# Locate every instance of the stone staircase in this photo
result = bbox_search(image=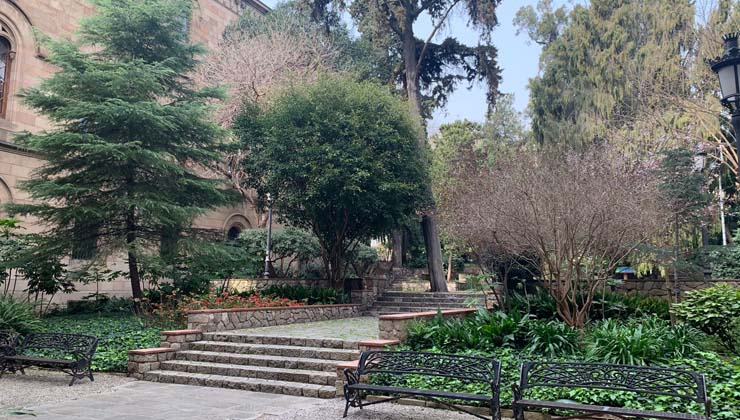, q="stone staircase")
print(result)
[143,332,359,398]
[367,291,486,316]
